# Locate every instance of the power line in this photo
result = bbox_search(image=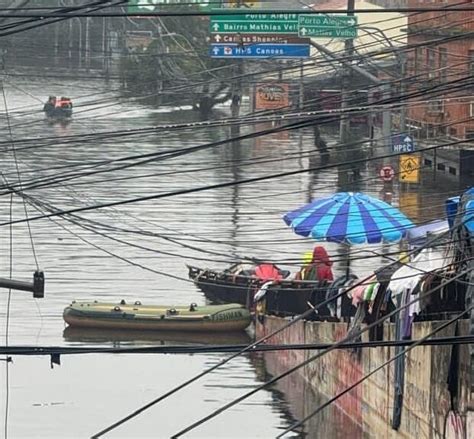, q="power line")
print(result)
[170,263,472,437]
[2,334,474,356]
[1,7,474,17]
